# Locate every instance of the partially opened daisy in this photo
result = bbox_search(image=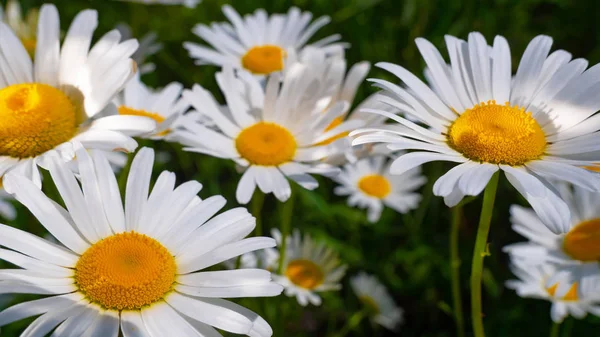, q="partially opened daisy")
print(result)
[114,73,189,140]
[350,272,404,331]
[0,145,282,336]
[0,4,155,189]
[333,156,425,222]
[176,65,348,204]
[506,258,600,323]
[504,184,600,275]
[351,33,600,233]
[272,229,347,306]
[0,0,38,56]
[184,5,345,77]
